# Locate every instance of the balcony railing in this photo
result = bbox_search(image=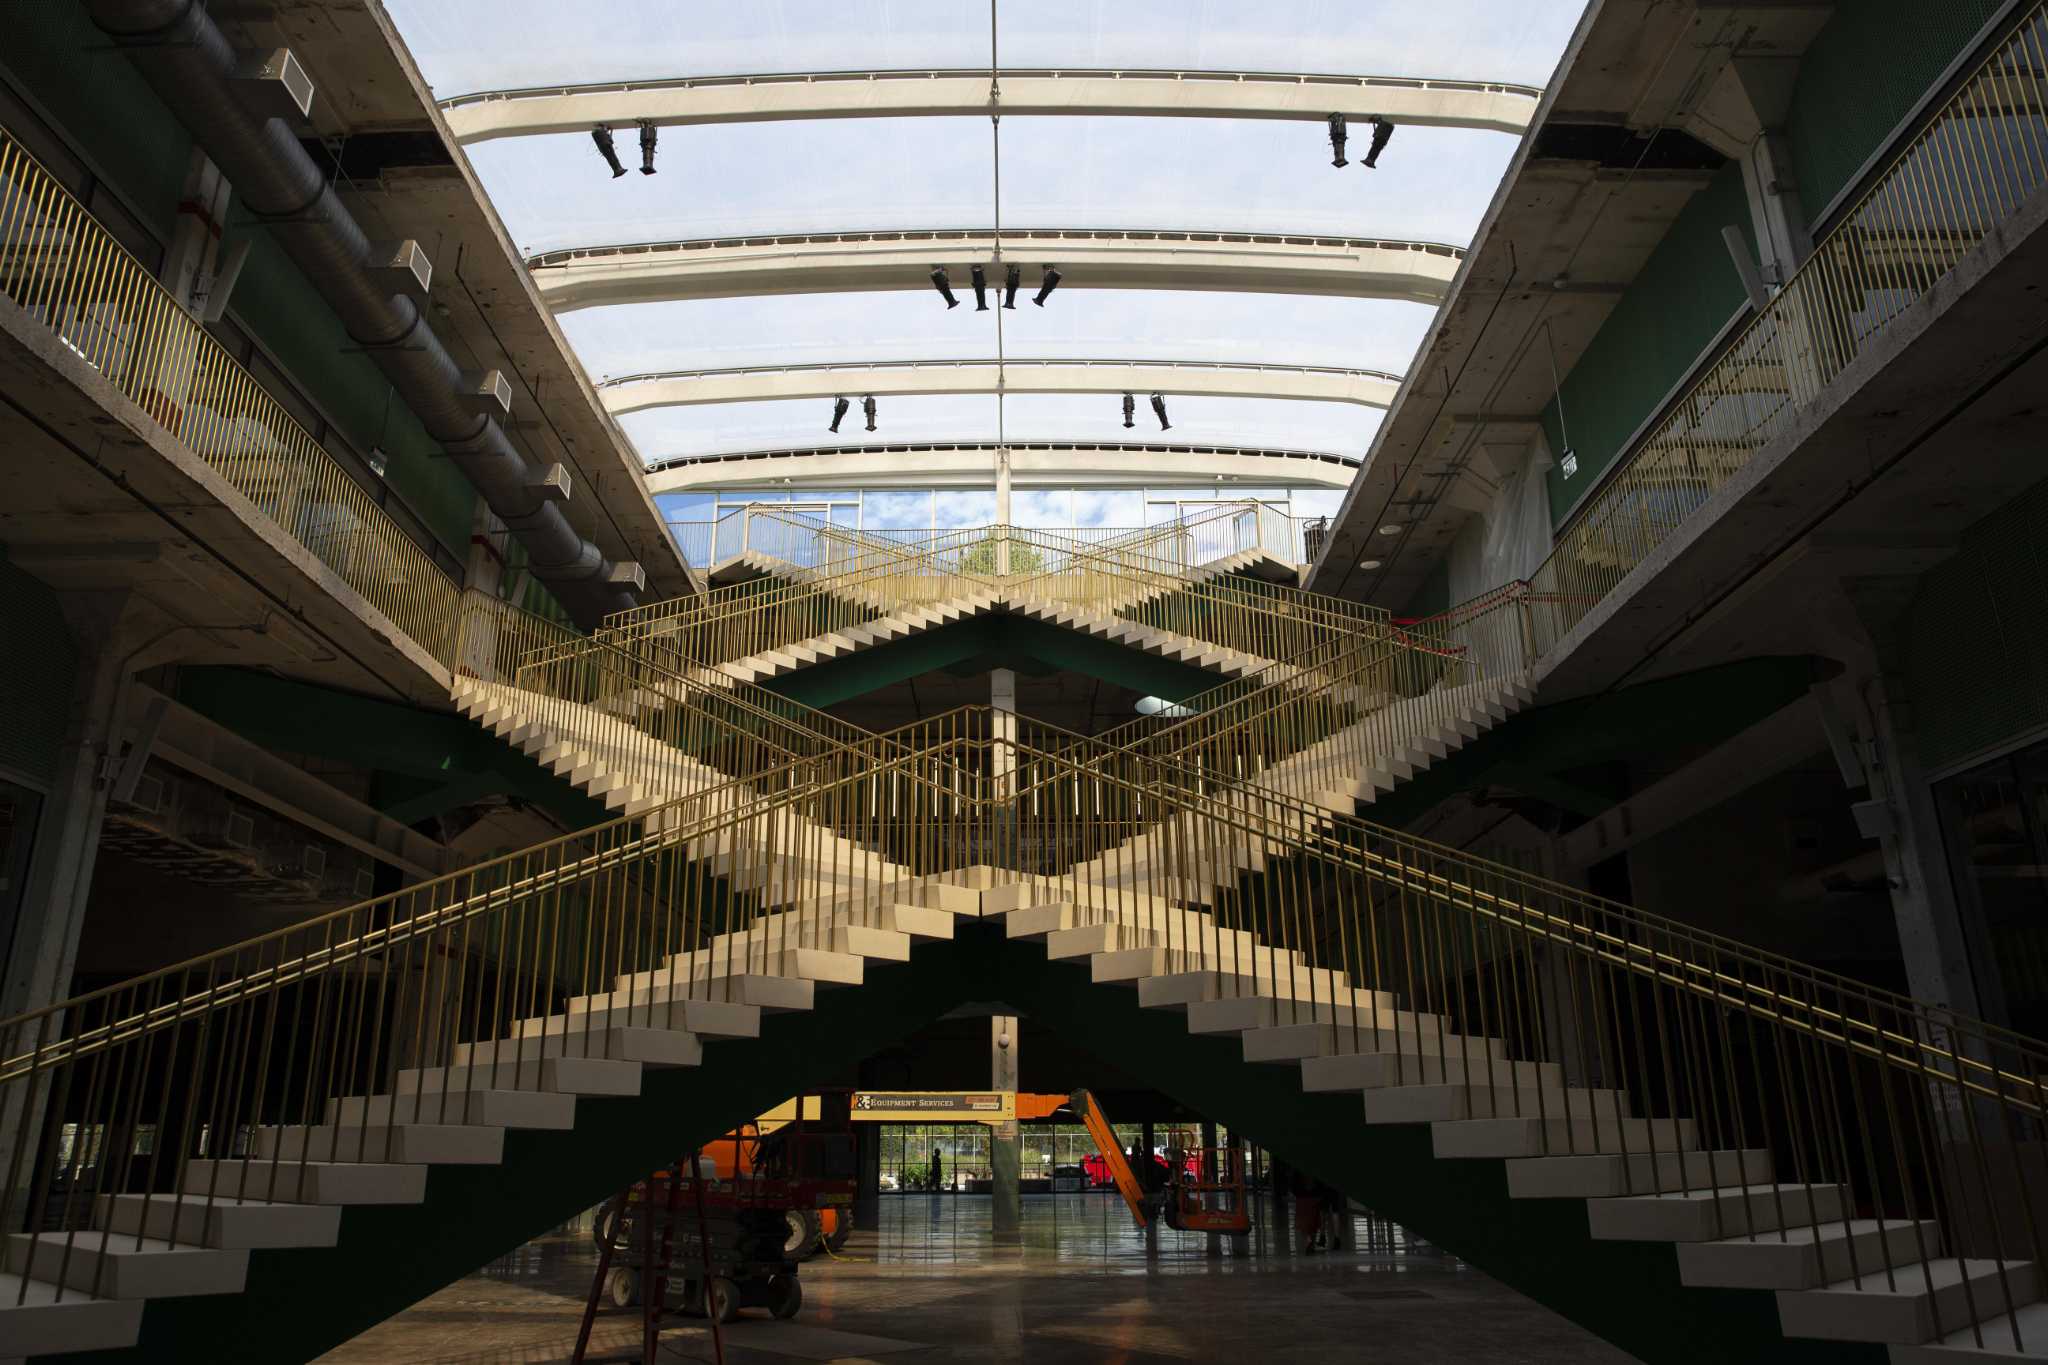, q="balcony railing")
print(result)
[1528,3,2048,654]
[0,130,463,663]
